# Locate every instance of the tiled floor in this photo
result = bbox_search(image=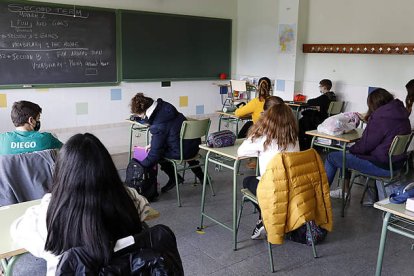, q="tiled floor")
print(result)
[10,145,414,275]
